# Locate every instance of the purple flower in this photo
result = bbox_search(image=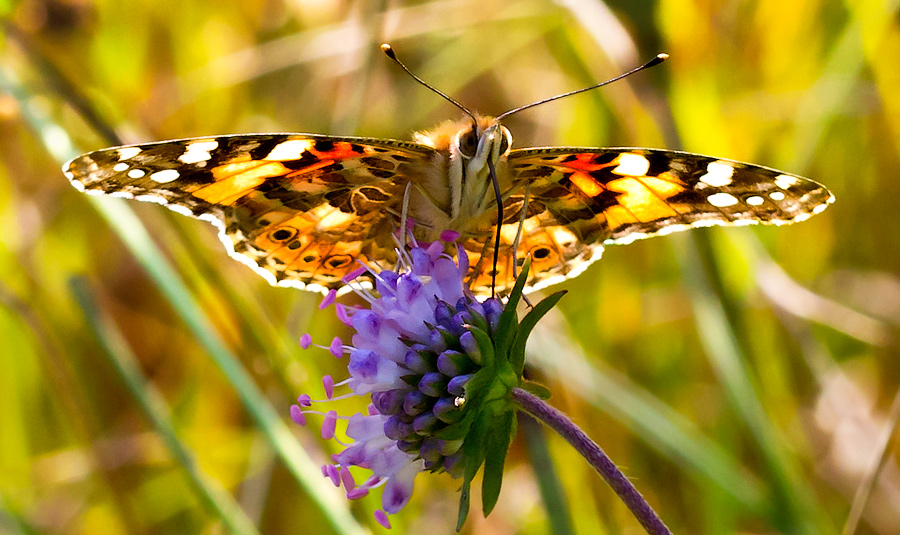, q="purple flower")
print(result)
[291,239,506,528]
